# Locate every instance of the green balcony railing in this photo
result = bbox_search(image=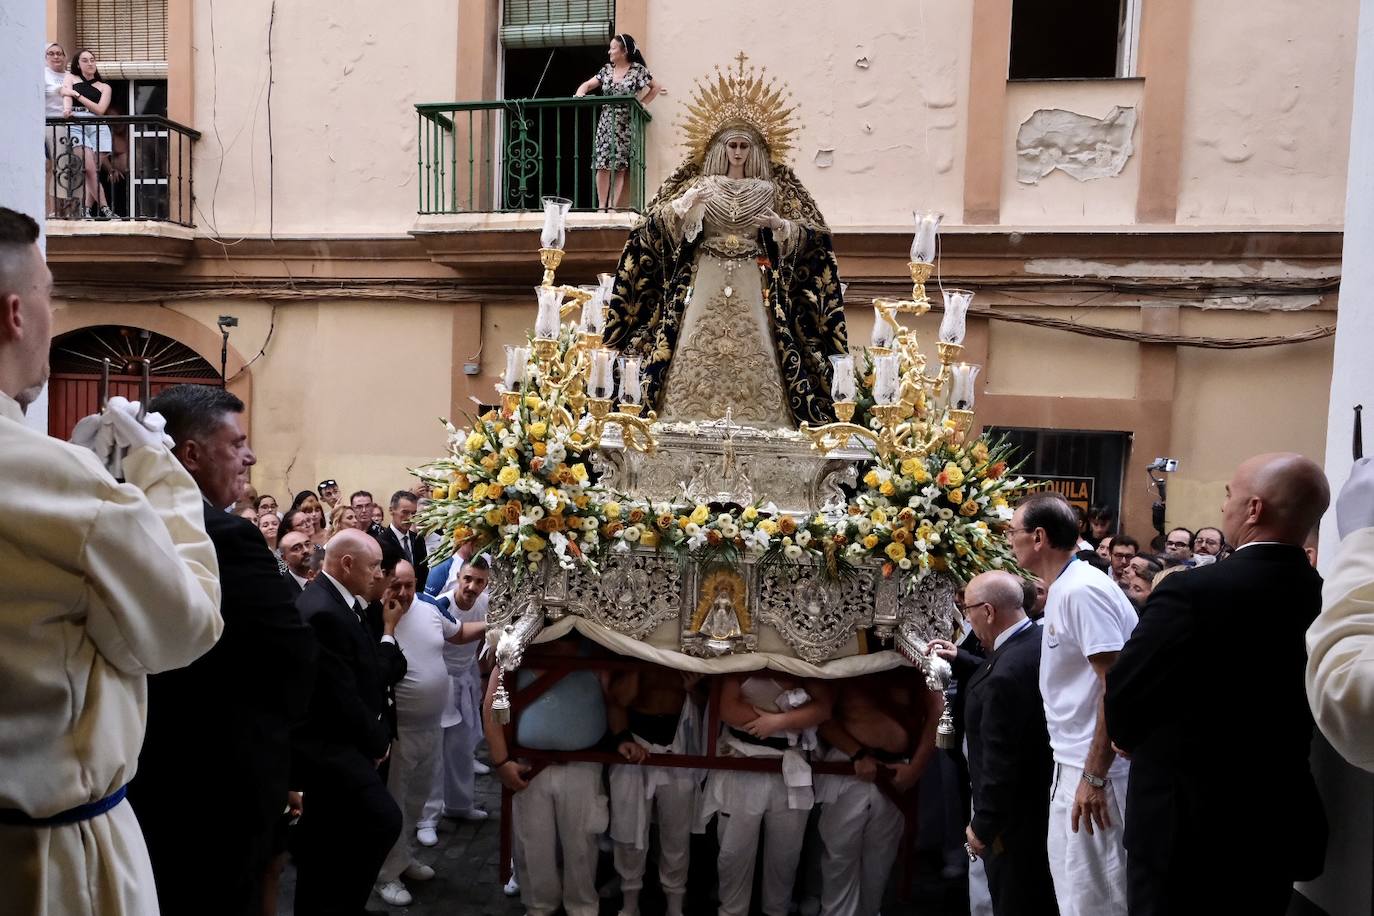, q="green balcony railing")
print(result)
[416,96,651,215]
